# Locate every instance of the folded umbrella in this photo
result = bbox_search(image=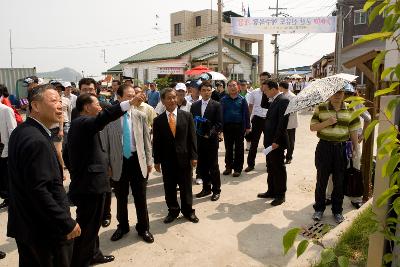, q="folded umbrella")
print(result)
[284,73,358,115]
